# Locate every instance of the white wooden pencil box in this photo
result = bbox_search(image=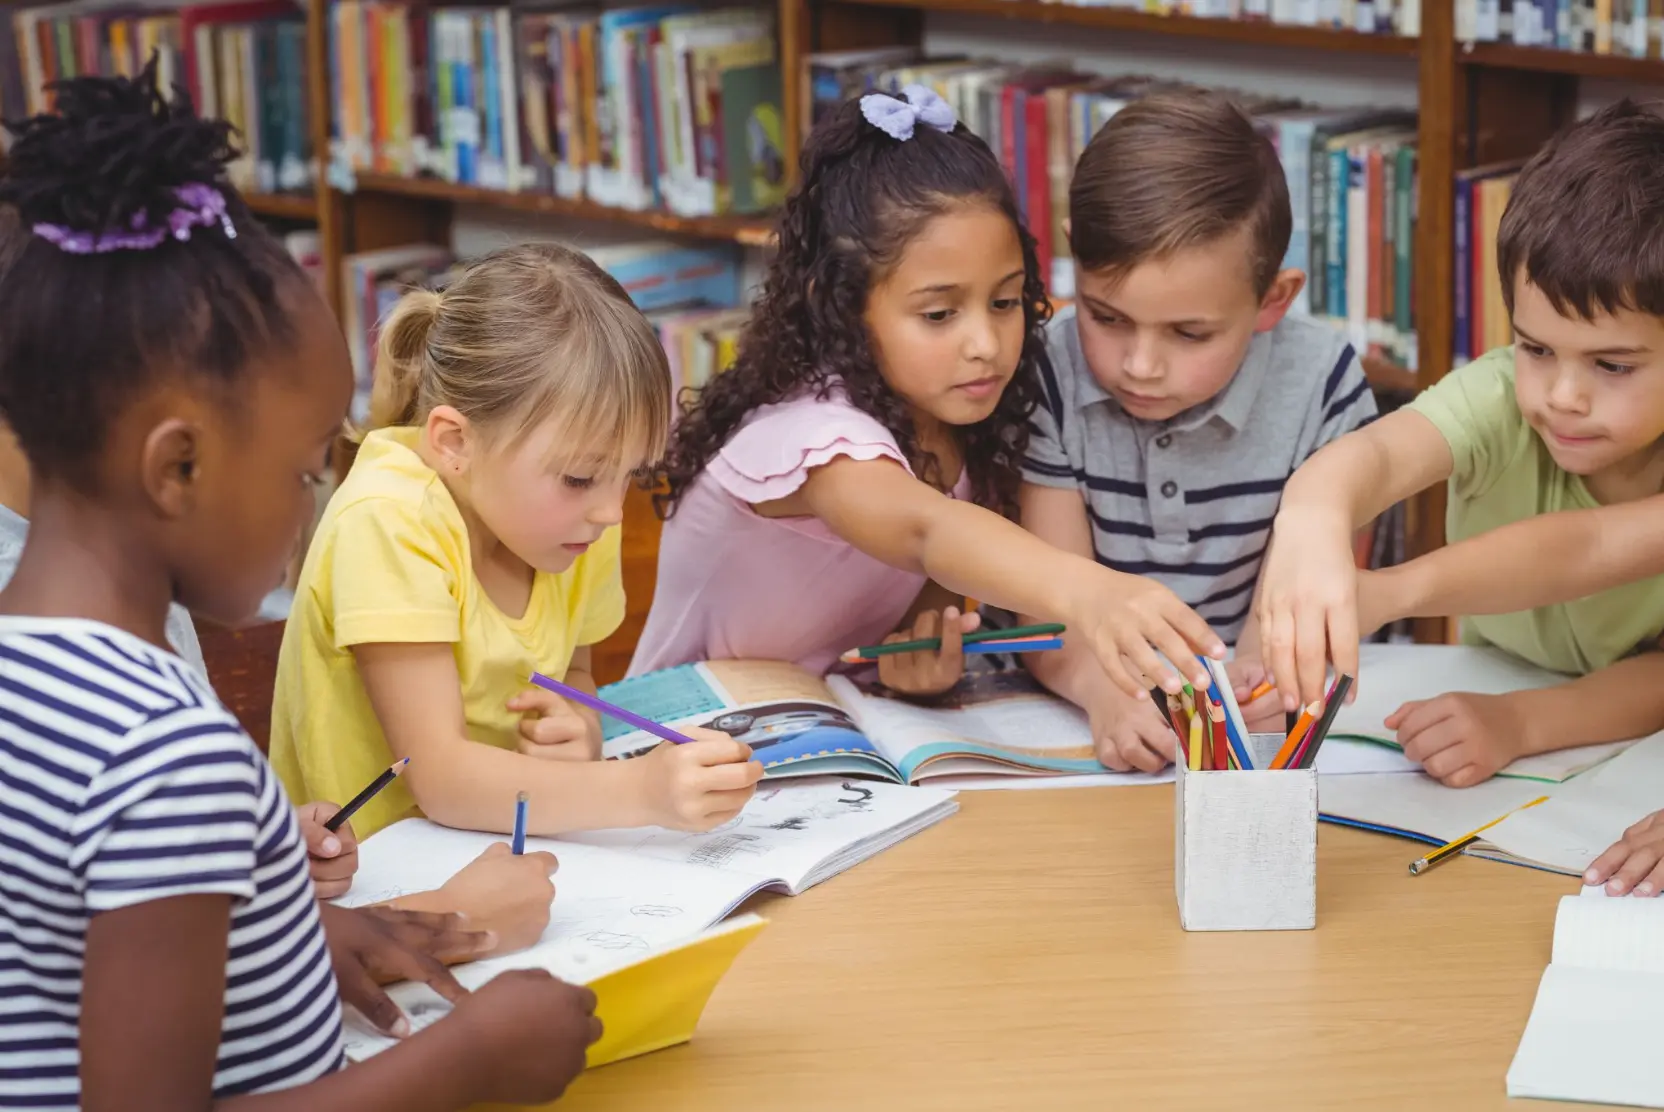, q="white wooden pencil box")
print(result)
[1174,732,1318,933]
